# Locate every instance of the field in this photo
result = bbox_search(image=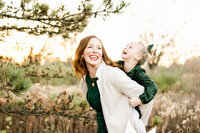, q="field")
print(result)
[0,57,200,133]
